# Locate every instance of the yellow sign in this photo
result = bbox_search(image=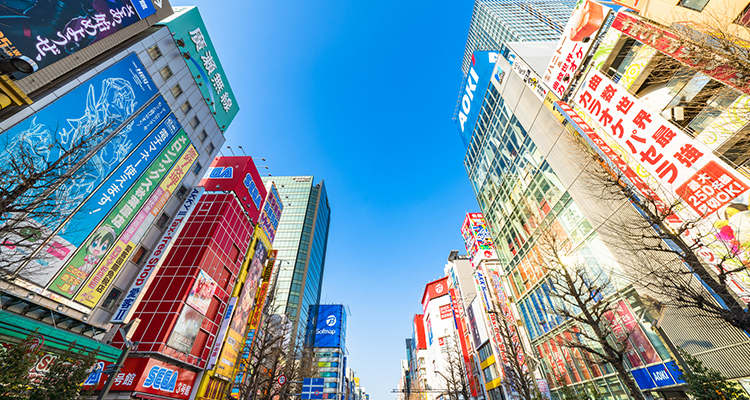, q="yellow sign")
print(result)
[74,145,199,307]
